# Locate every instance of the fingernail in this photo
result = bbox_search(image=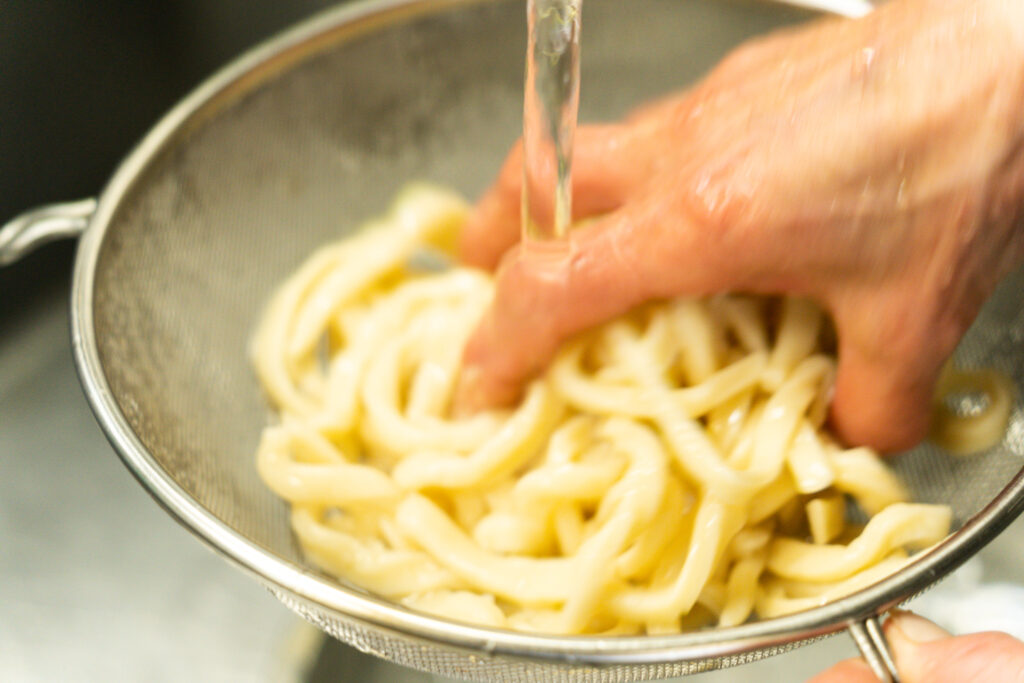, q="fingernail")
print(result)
[889,611,950,644]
